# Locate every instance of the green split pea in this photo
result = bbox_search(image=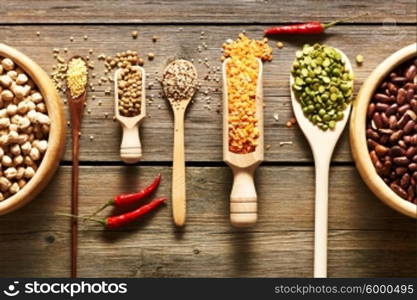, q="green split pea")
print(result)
[292,43,354,131]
